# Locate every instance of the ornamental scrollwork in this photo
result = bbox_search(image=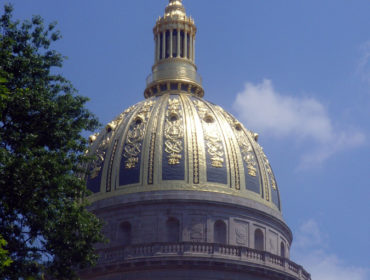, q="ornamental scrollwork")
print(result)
[89,106,136,178]
[193,99,224,168]
[261,151,277,190]
[123,100,155,169]
[204,132,224,168]
[254,142,277,191]
[89,135,111,179]
[216,107,257,177]
[239,139,258,177]
[164,98,184,165]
